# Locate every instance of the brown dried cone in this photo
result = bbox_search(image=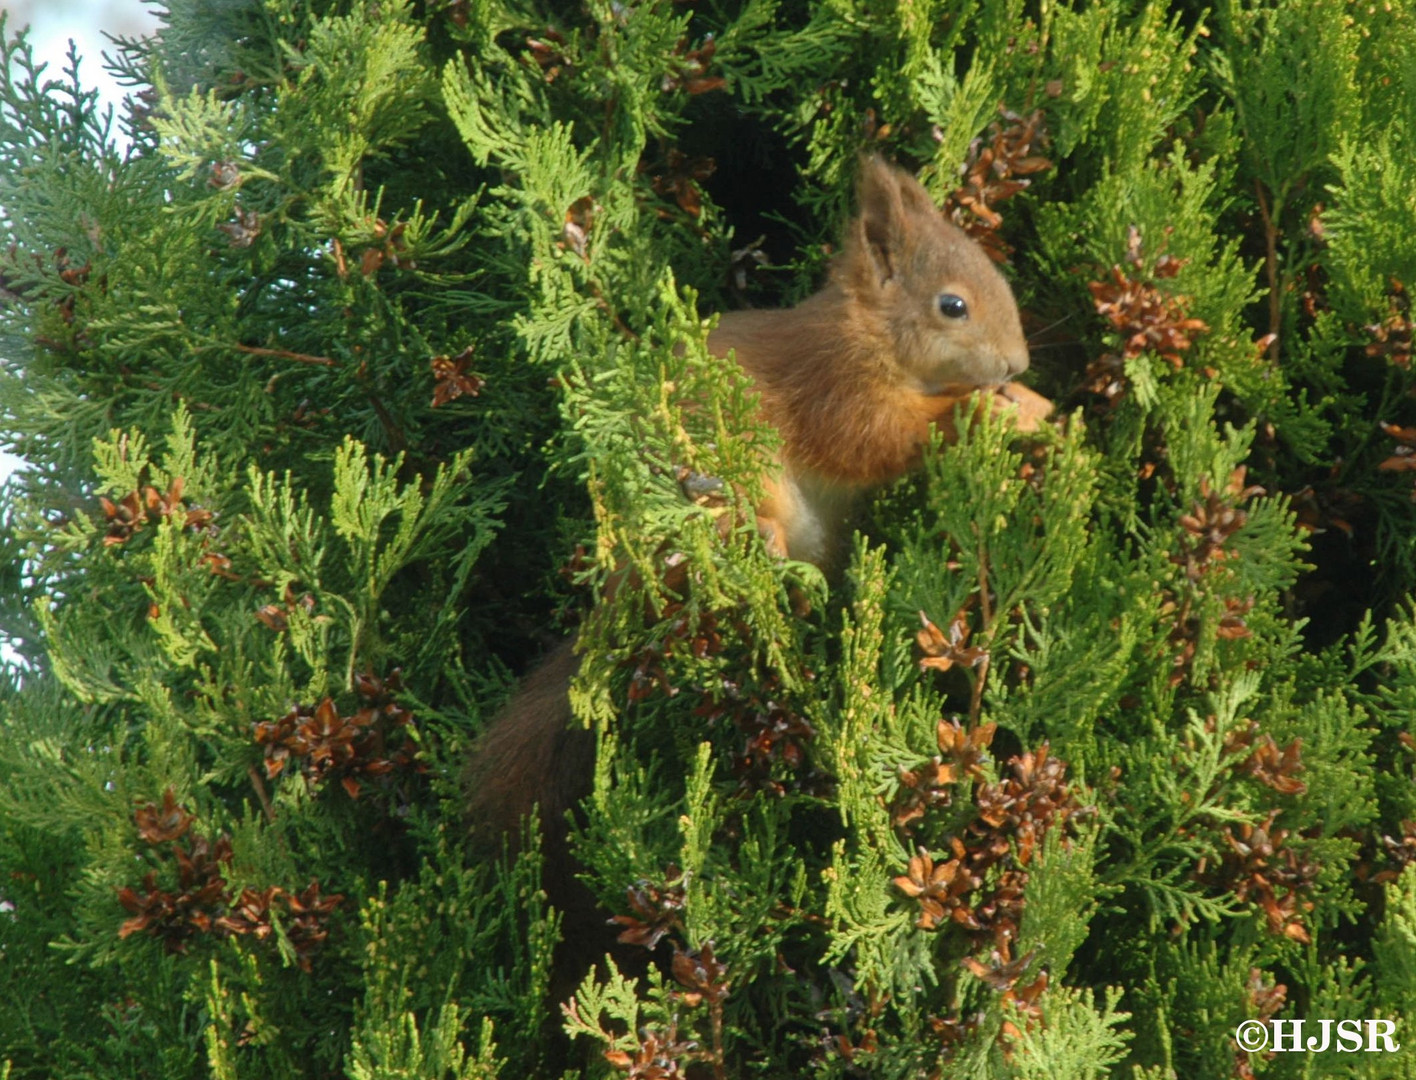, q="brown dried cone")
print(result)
[1088,263,1209,369]
[890,720,994,831]
[894,844,984,931]
[693,671,828,797]
[612,875,687,950]
[1376,820,1416,882]
[521,28,569,82]
[1241,734,1307,796]
[285,881,344,972]
[1235,968,1288,1080]
[892,759,957,831]
[916,609,987,674]
[661,36,725,95]
[1376,421,1416,503]
[117,833,234,952]
[1083,229,1211,405]
[119,797,341,960]
[601,1027,696,1079]
[1172,468,1264,582]
[253,679,419,799]
[1198,810,1319,943]
[943,108,1053,263]
[430,346,484,407]
[1365,279,1412,369]
[894,742,1086,946]
[99,490,146,545]
[134,788,196,844]
[214,886,282,940]
[646,149,716,220]
[973,744,1079,868]
[938,720,995,783]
